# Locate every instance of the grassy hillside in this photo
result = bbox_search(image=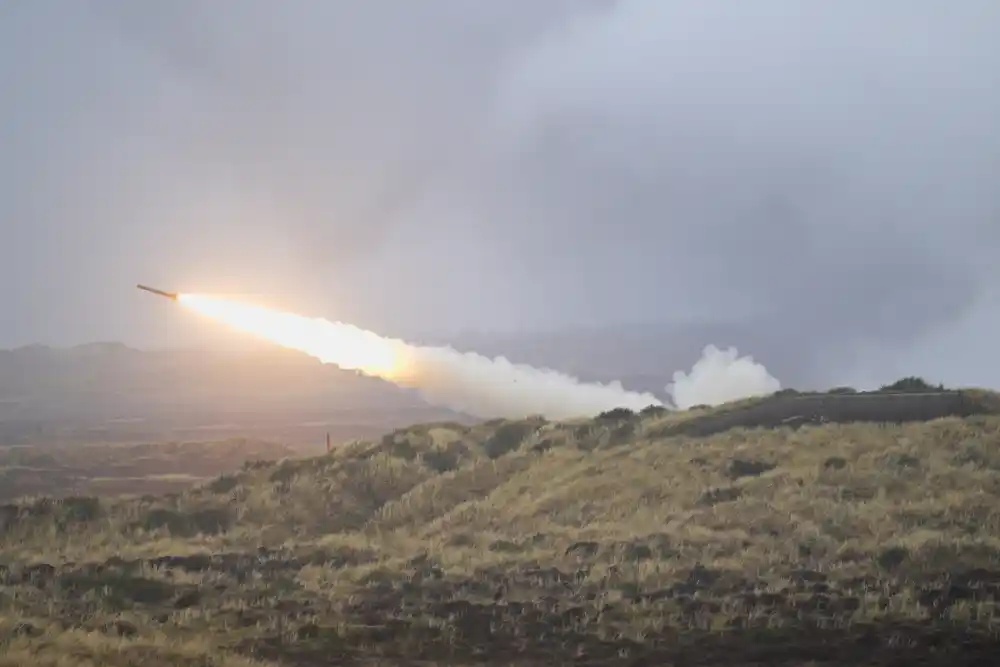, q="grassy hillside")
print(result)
[1,393,1000,664]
